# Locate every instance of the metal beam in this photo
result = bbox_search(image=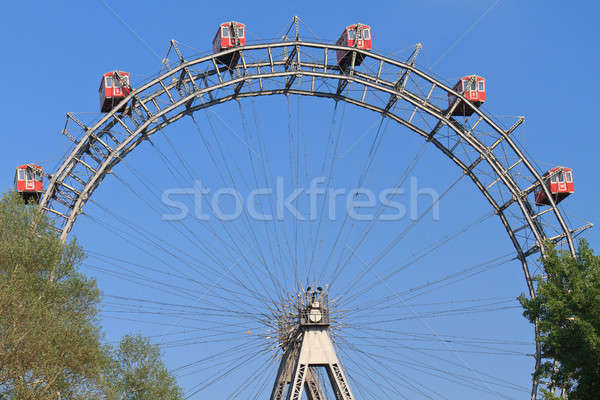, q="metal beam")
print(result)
[40,45,577,360]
